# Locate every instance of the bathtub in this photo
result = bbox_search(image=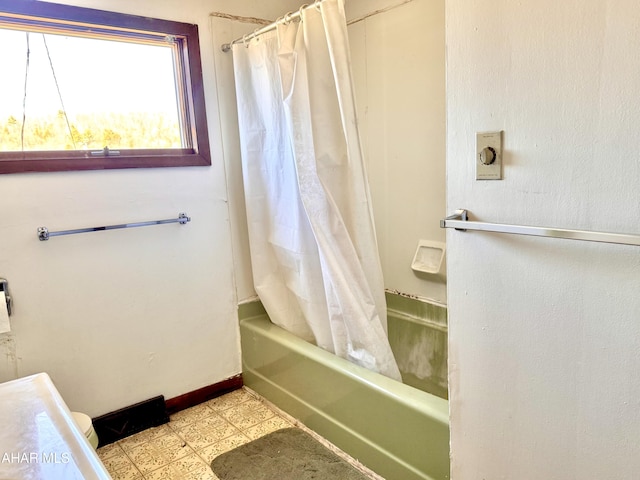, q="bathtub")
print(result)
[239,296,450,480]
